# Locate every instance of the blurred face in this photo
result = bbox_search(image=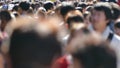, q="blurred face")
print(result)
[91,9,109,30]
[115,28,120,36]
[84,15,91,26]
